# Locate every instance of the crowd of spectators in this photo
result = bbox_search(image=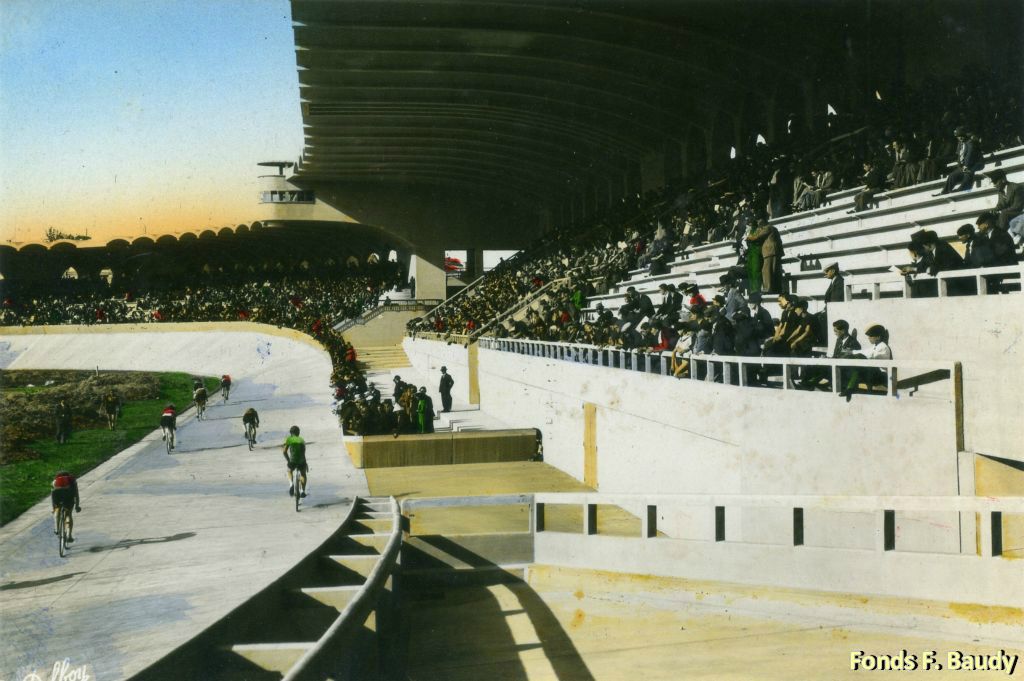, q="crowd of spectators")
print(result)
[1,262,405,425]
[334,375,436,437]
[409,74,1022,346]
